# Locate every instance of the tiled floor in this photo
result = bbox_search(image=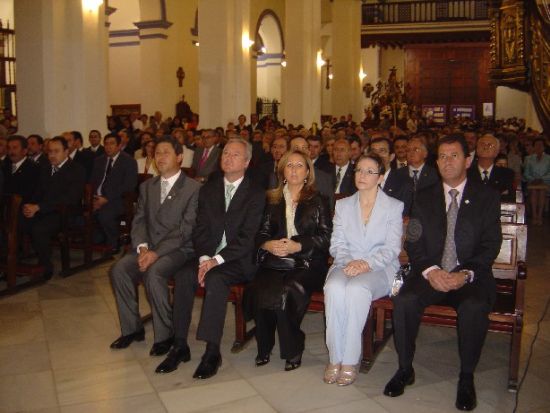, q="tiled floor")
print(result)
[0,220,548,413]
